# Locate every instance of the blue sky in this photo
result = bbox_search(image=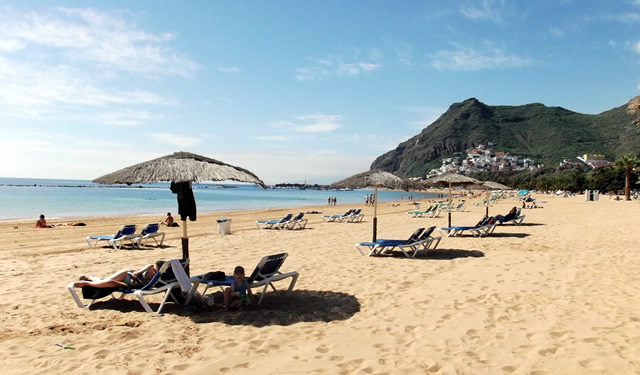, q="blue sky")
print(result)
[1,1,639,184]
